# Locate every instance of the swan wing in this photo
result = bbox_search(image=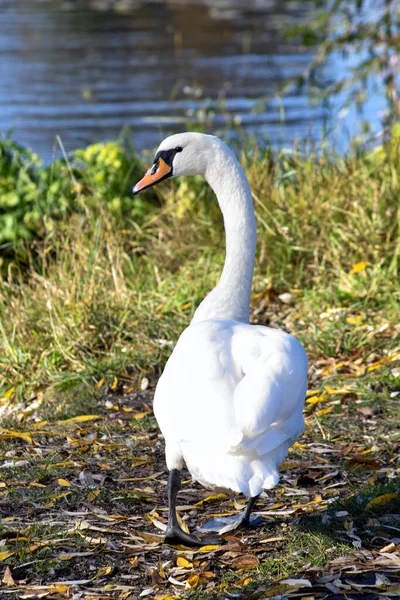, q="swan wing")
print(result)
[229,323,308,455]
